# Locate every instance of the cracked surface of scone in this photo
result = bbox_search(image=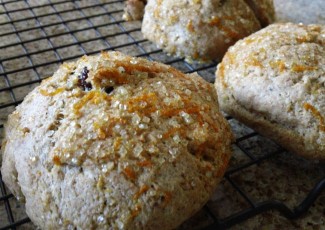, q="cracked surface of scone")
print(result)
[123,0,147,21]
[215,23,325,160]
[141,0,275,62]
[1,51,233,229]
